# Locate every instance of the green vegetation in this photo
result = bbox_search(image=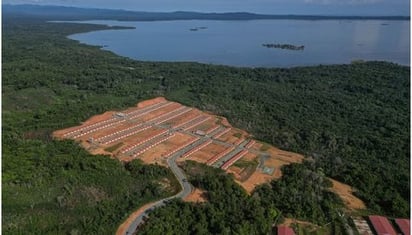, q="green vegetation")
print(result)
[233,132,243,138]
[233,159,259,182]
[255,161,344,224]
[233,158,258,169]
[104,142,124,152]
[260,143,271,151]
[4,4,410,21]
[139,161,346,234]
[3,140,178,234]
[139,161,280,234]
[3,12,409,234]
